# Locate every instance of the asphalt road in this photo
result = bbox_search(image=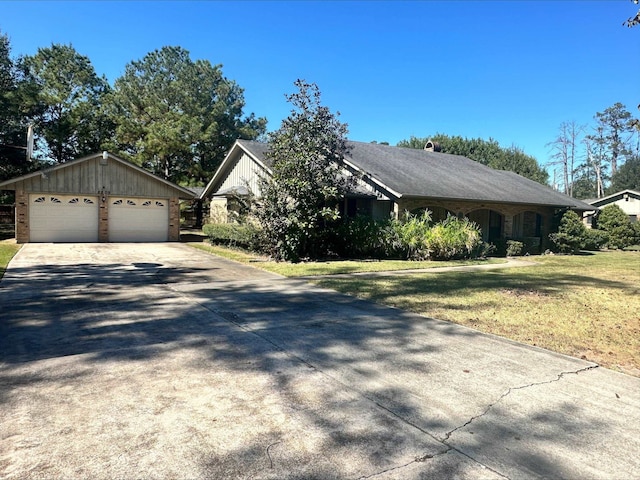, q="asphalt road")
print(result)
[1,243,639,479]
